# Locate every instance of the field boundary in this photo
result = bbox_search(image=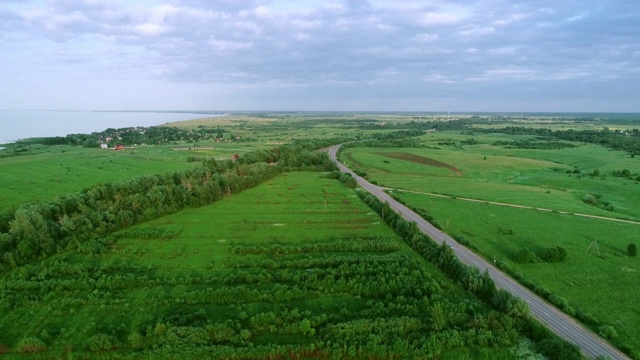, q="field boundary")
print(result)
[394,189,640,226]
